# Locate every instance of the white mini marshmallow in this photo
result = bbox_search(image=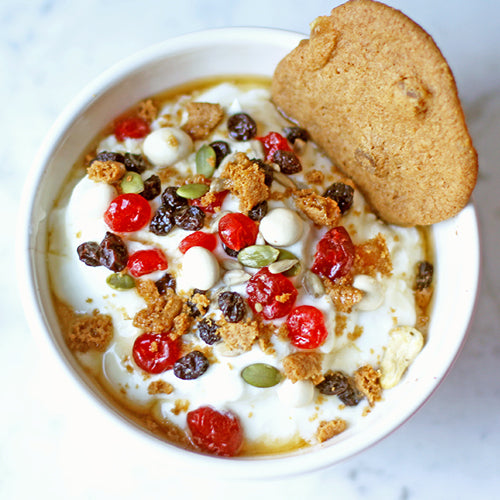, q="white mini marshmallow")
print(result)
[259,207,304,247]
[178,246,219,292]
[142,127,193,167]
[277,379,314,408]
